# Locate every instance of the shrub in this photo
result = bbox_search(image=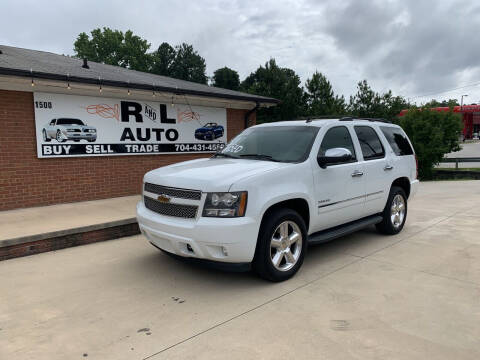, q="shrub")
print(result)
[395,108,463,179]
